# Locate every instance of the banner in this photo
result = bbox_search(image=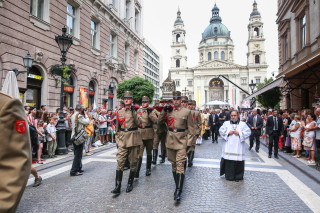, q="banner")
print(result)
[80,87,88,108]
